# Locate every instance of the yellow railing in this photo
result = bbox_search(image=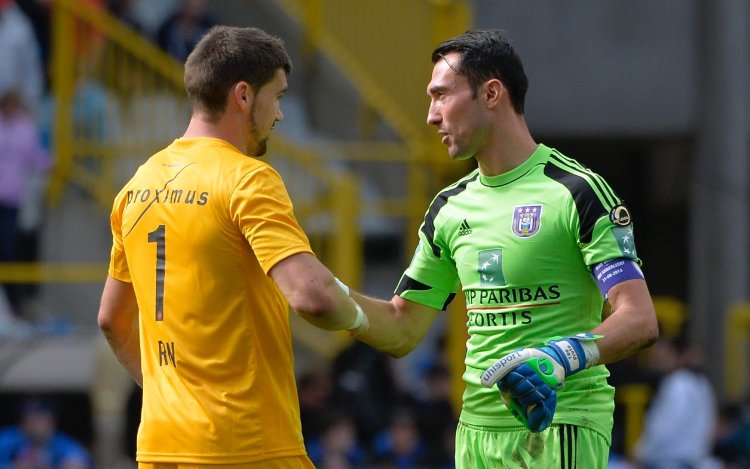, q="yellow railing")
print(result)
[272,0,473,252]
[12,0,473,359]
[48,0,187,207]
[278,0,471,143]
[14,0,364,358]
[45,0,361,284]
[0,262,107,283]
